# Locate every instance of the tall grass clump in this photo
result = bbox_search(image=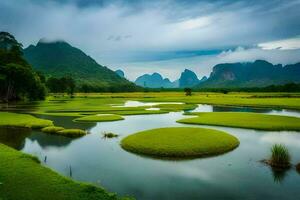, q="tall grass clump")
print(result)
[269,144,291,168]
